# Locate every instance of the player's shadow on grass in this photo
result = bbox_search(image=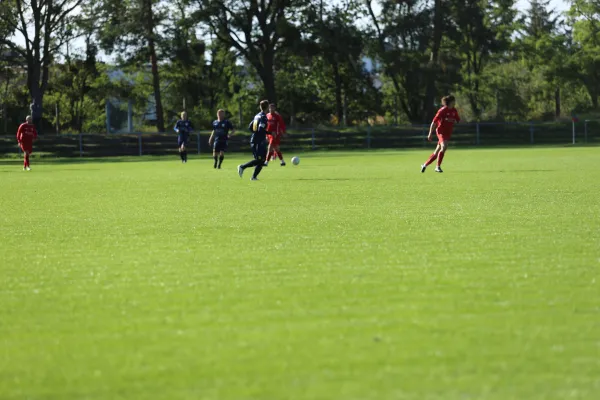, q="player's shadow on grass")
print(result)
[0,168,100,172]
[295,178,352,181]
[0,157,172,165]
[458,169,556,173]
[294,177,389,181]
